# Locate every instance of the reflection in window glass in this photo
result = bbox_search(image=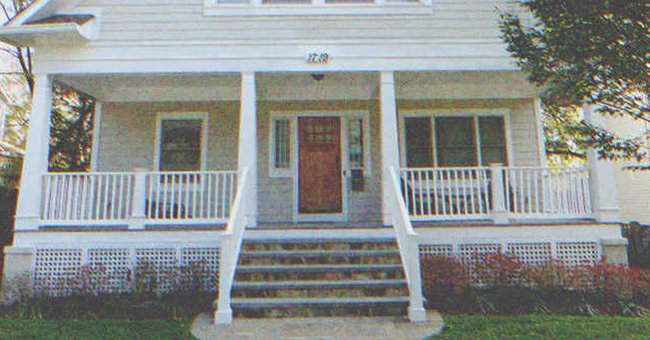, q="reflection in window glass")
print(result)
[274,119,291,169]
[349,118,364,168]
[159,119,202,171]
